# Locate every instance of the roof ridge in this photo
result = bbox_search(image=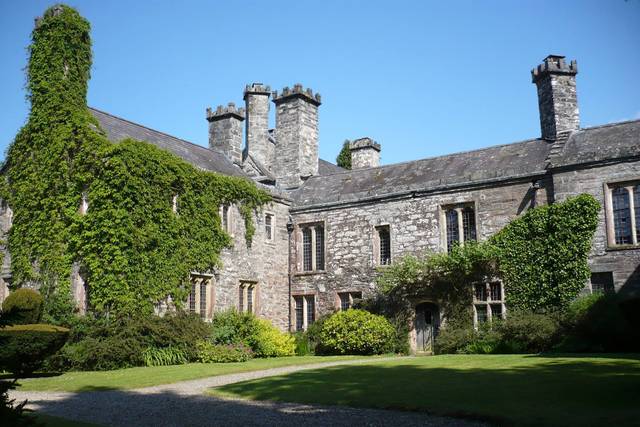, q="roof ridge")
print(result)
[88,106,214,154]
[578,118,640,132]
[306,137,544,181]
